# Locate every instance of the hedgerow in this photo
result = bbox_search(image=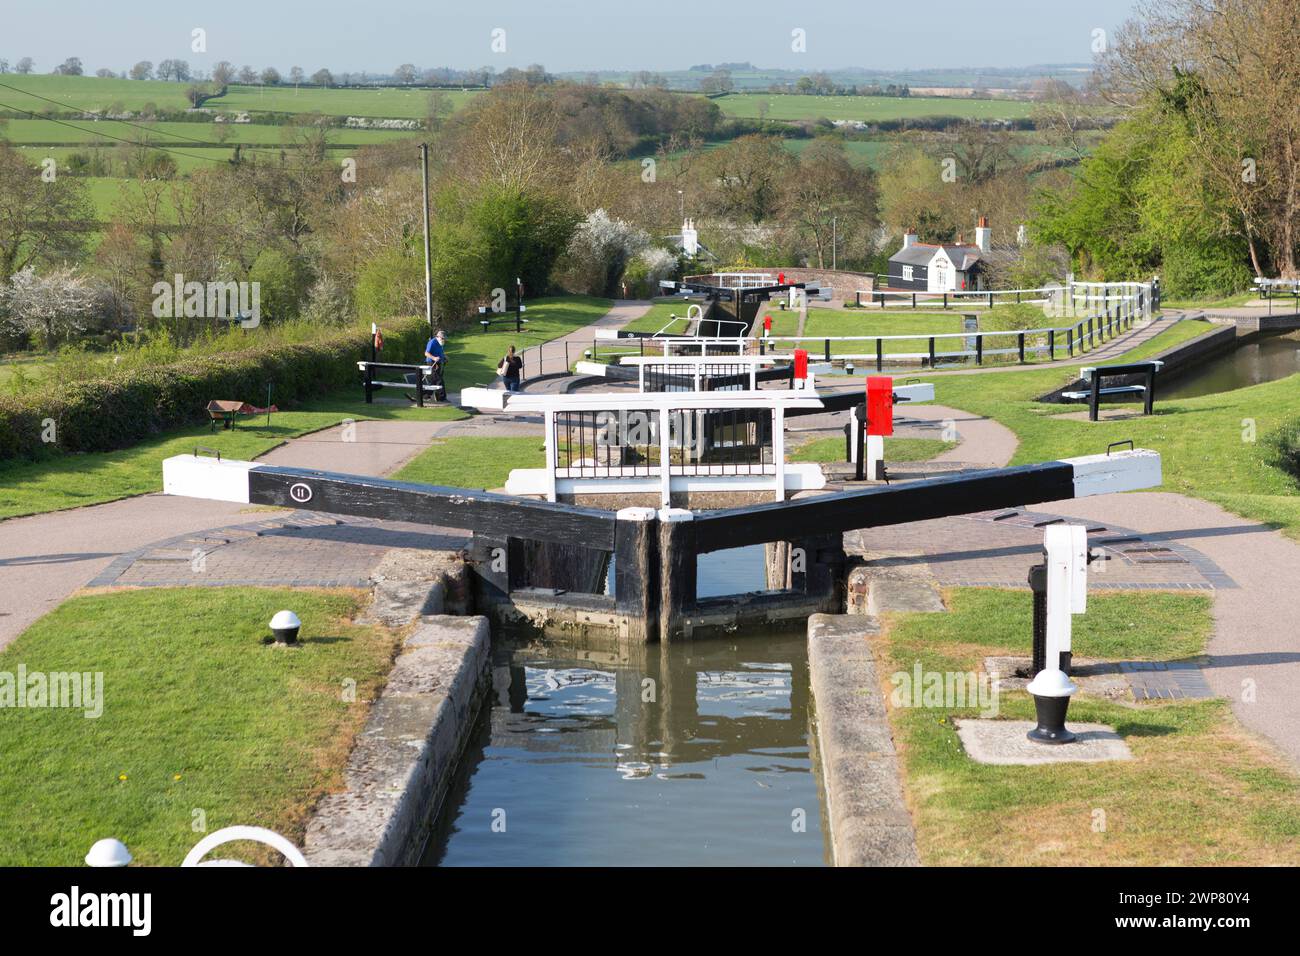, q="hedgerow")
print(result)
[0,317,427,461]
